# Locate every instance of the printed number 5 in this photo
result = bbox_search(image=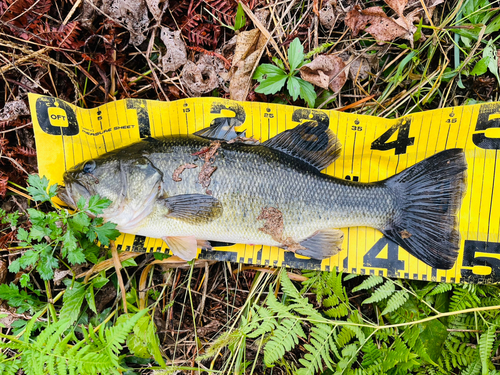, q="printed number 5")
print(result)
[472,103,500,150]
